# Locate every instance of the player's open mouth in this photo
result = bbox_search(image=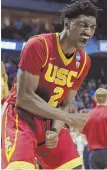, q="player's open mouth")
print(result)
[79,36,89,45]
